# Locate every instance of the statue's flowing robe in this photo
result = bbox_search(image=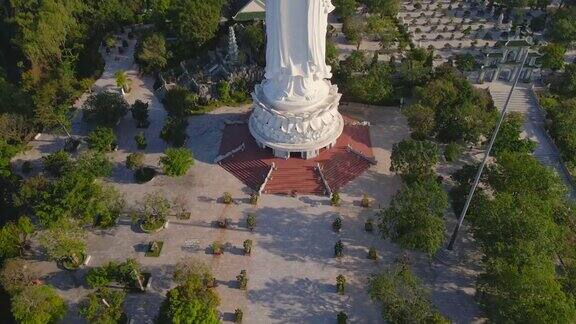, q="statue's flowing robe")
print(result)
[265,0,334,100]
